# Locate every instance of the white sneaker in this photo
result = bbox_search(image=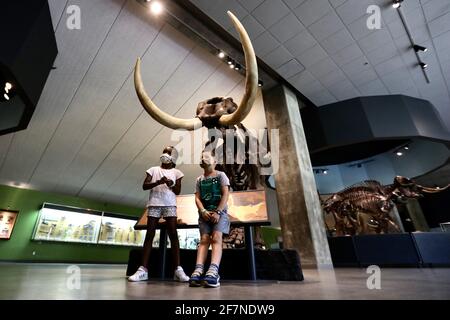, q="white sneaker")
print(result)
[128,266,148,282]
[174,267,190,282]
